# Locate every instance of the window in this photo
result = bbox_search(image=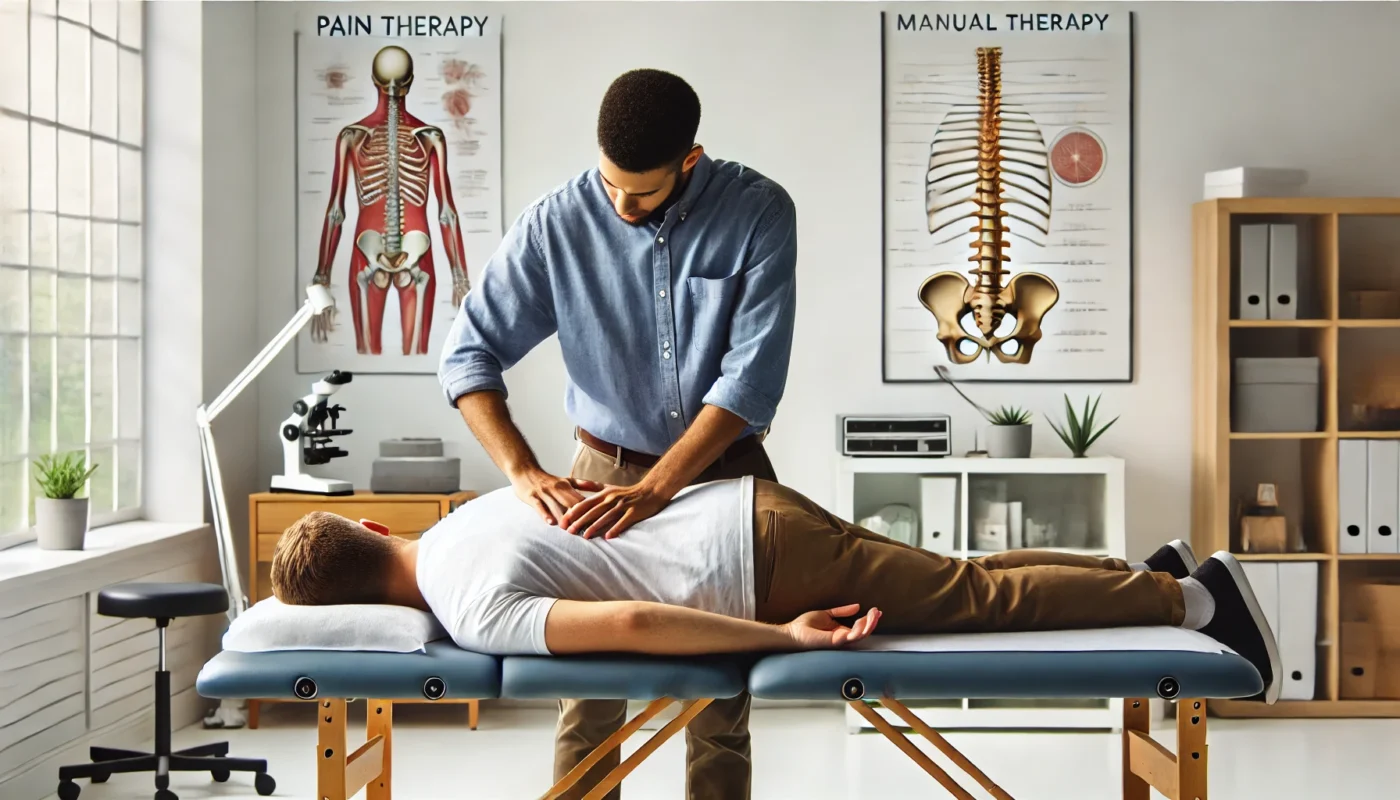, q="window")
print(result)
[0,0,144,550]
